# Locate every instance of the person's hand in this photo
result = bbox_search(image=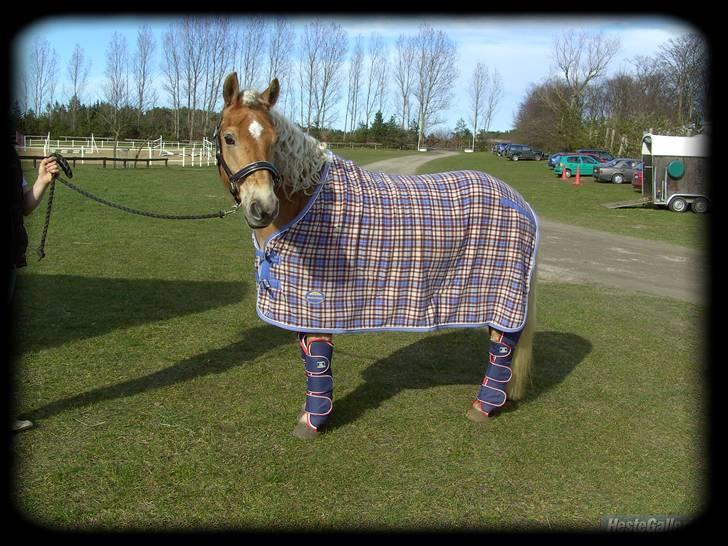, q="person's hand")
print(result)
[37,156,59,187]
